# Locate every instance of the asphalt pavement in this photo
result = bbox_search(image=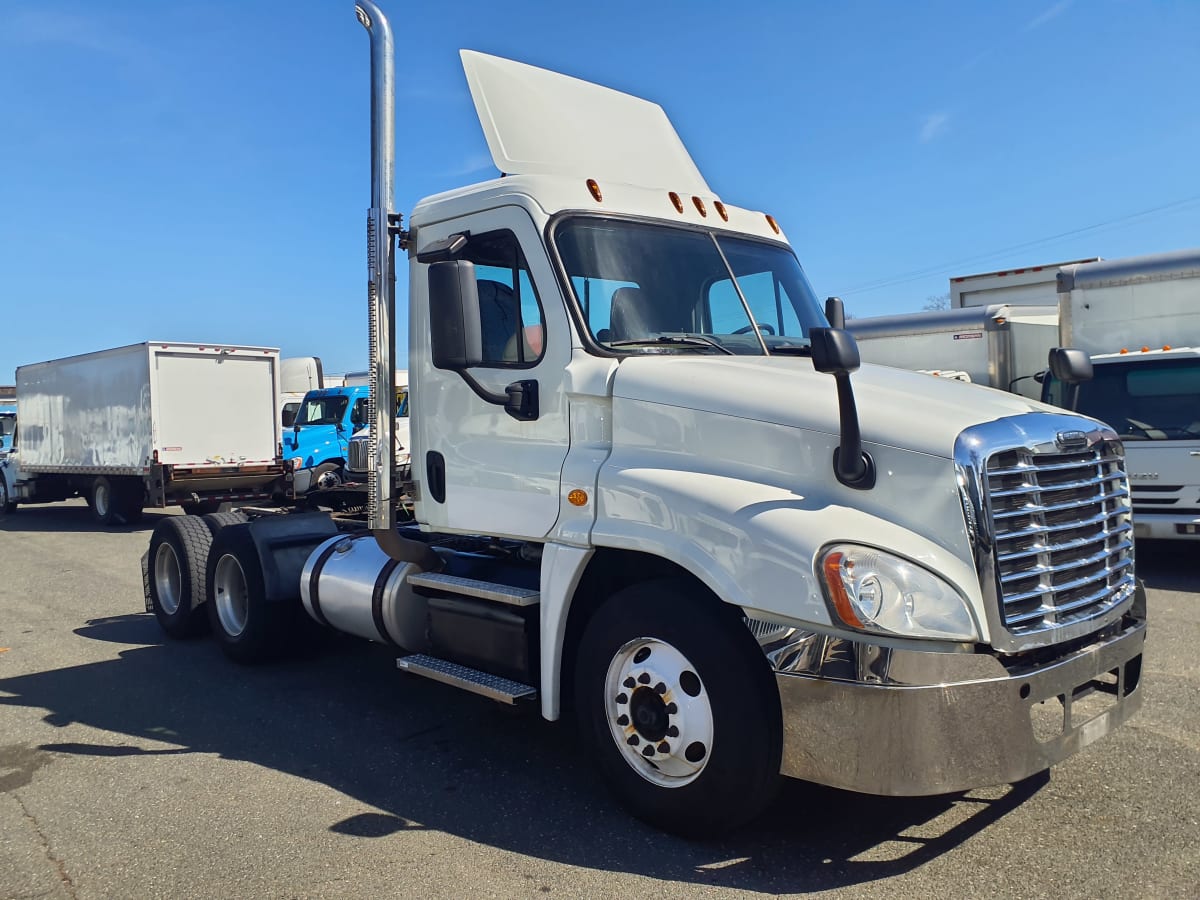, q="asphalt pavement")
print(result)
[1,501,1197,899]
